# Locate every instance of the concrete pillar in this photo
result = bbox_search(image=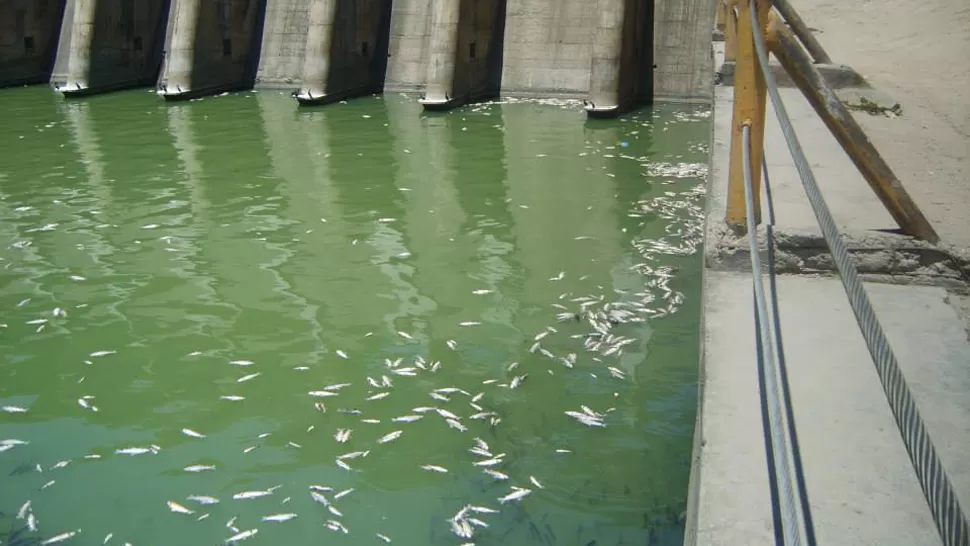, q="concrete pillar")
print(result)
[63,0,97,92]
[420,0,460,109]
[160,0,200,95]
[586,0,626,117]
[295,0,336,103]
[0,0,67,87]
